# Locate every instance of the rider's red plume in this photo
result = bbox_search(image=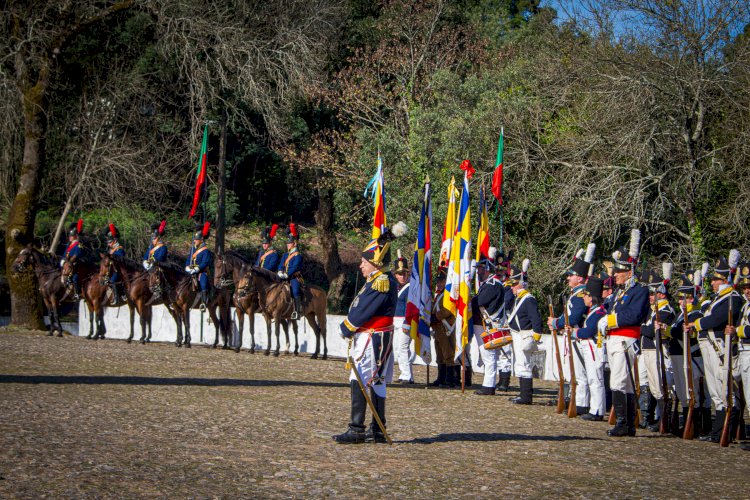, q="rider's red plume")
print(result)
[109,223,117,238]
[289,223,298,238]
[269,223,279,239]
[202,221,211,238]
[158,219,167,236]
[77,218,84,234]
